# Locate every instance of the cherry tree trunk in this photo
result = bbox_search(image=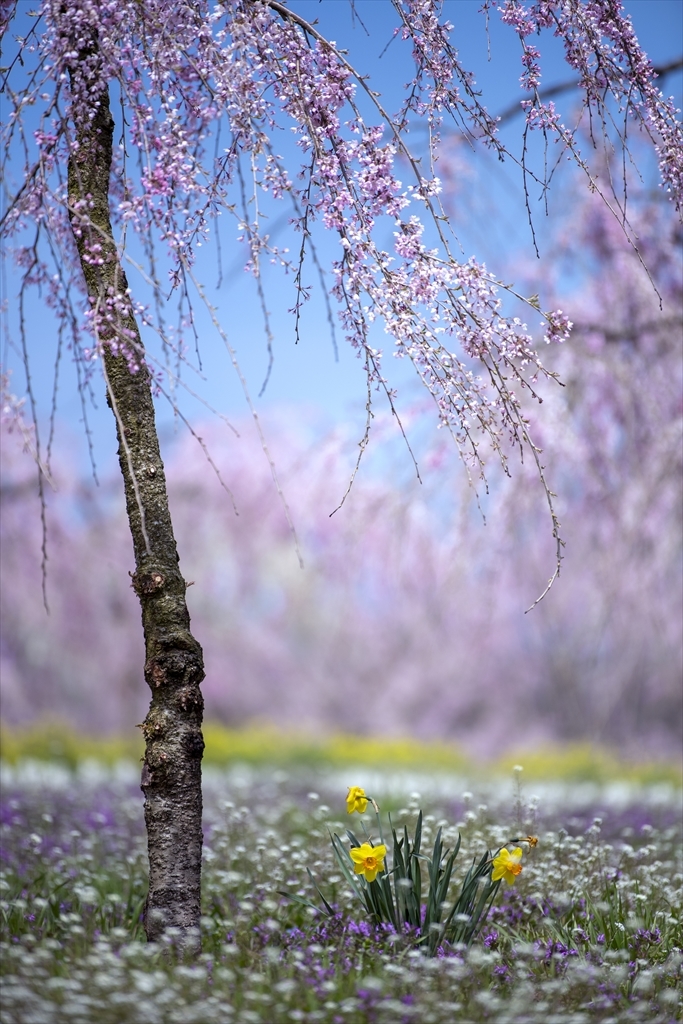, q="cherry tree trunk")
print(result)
[66,57,205,946]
